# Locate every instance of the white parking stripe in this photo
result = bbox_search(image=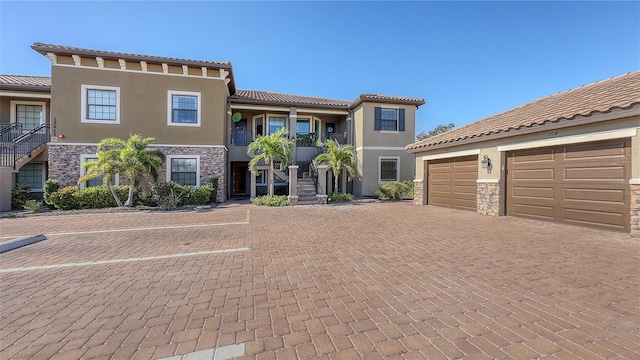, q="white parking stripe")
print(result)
[0,247,249,273]
[0,221,249,240]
